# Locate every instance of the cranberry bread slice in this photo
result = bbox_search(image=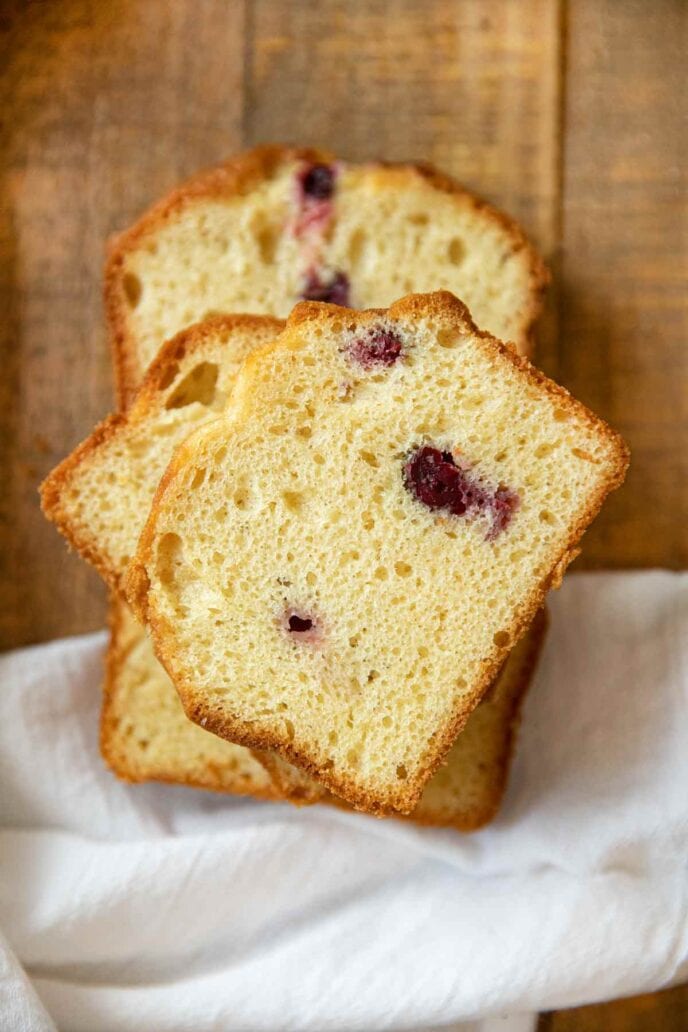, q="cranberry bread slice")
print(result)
[261,610,547,828]
[106,601,545,829]
[126,292,628,815]
[40,315,284,596]
[103,598,281,800]
[106,145,548,404]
